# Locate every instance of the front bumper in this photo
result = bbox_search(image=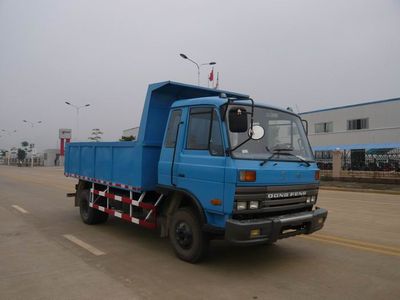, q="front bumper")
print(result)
[225,207,328,244]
